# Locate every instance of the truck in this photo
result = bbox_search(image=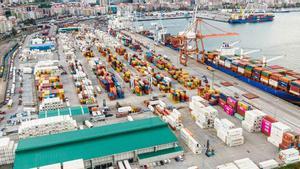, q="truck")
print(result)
[84,120,93,128]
